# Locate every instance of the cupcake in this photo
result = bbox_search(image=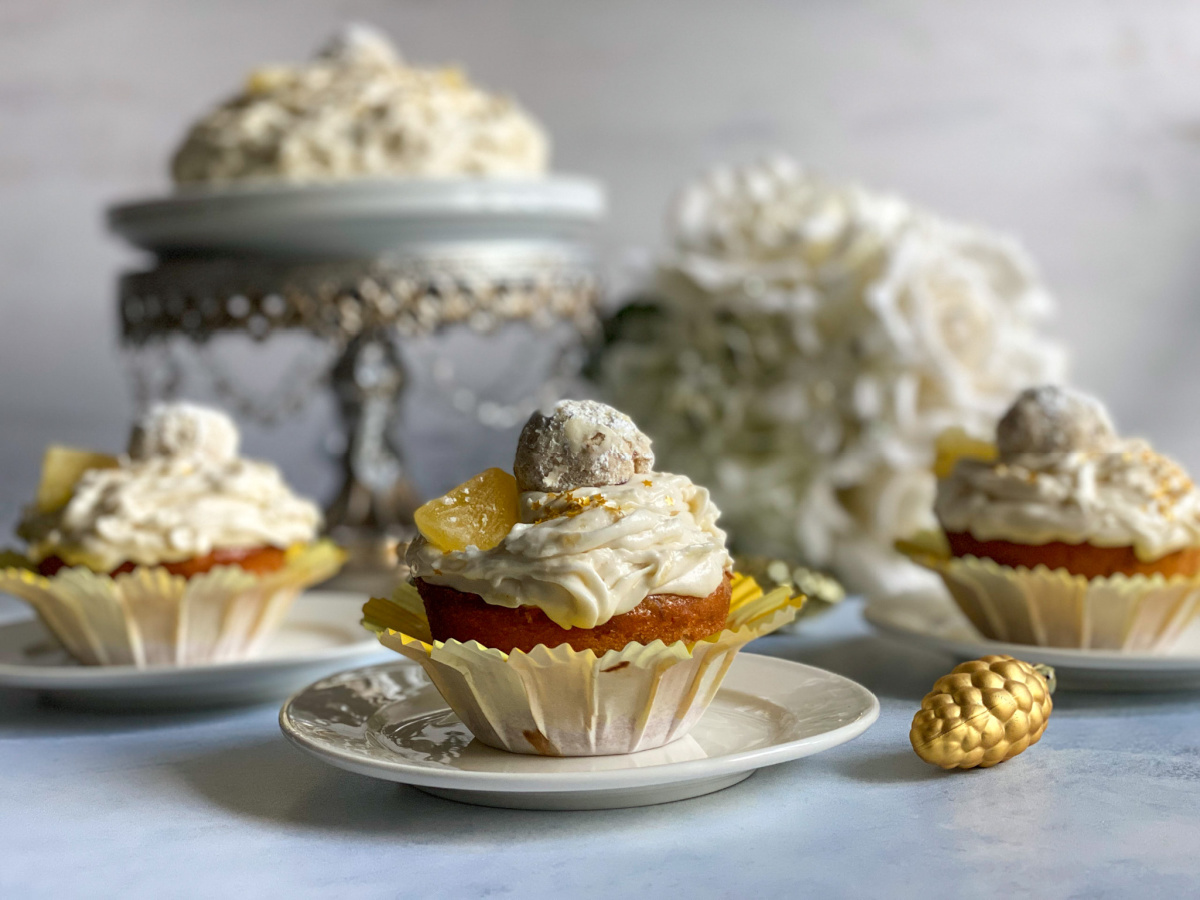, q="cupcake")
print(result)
[0,403,344,666]
[363,400,803,756]
[906,385,1200,650]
